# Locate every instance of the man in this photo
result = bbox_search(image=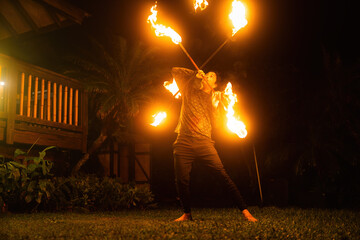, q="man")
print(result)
[171,67,258,222]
